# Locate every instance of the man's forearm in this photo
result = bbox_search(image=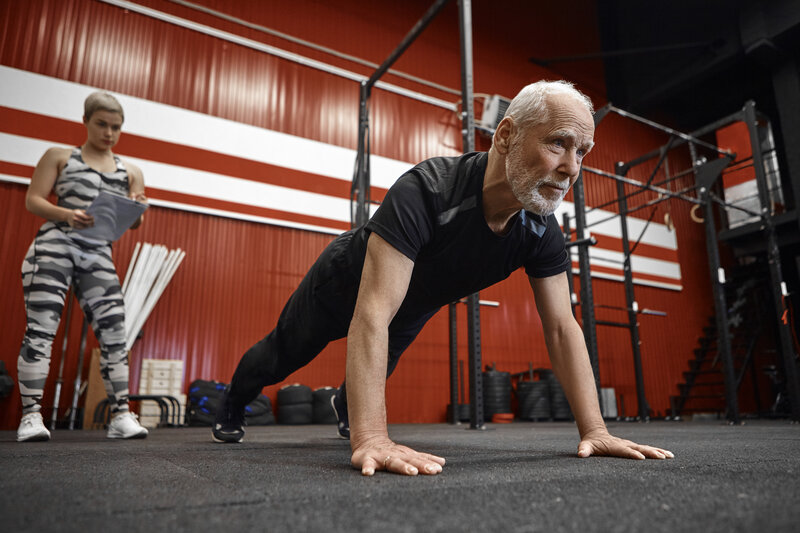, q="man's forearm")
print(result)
[545,322,607,438]
[346,318,391,448]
